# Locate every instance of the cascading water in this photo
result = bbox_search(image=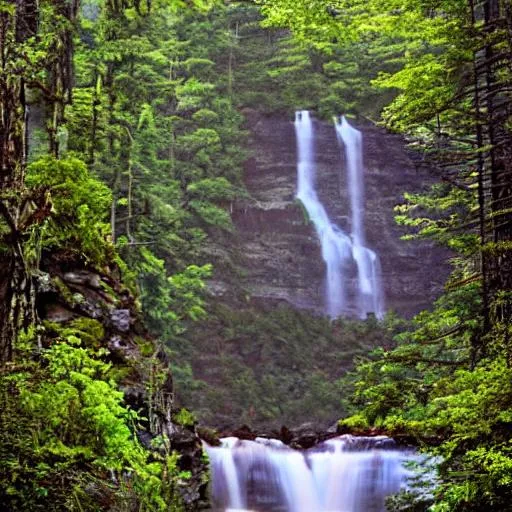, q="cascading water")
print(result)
[295,111,352,318]
[294,110,384,319]
[205,435,418,512]
[335,116,384,320]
